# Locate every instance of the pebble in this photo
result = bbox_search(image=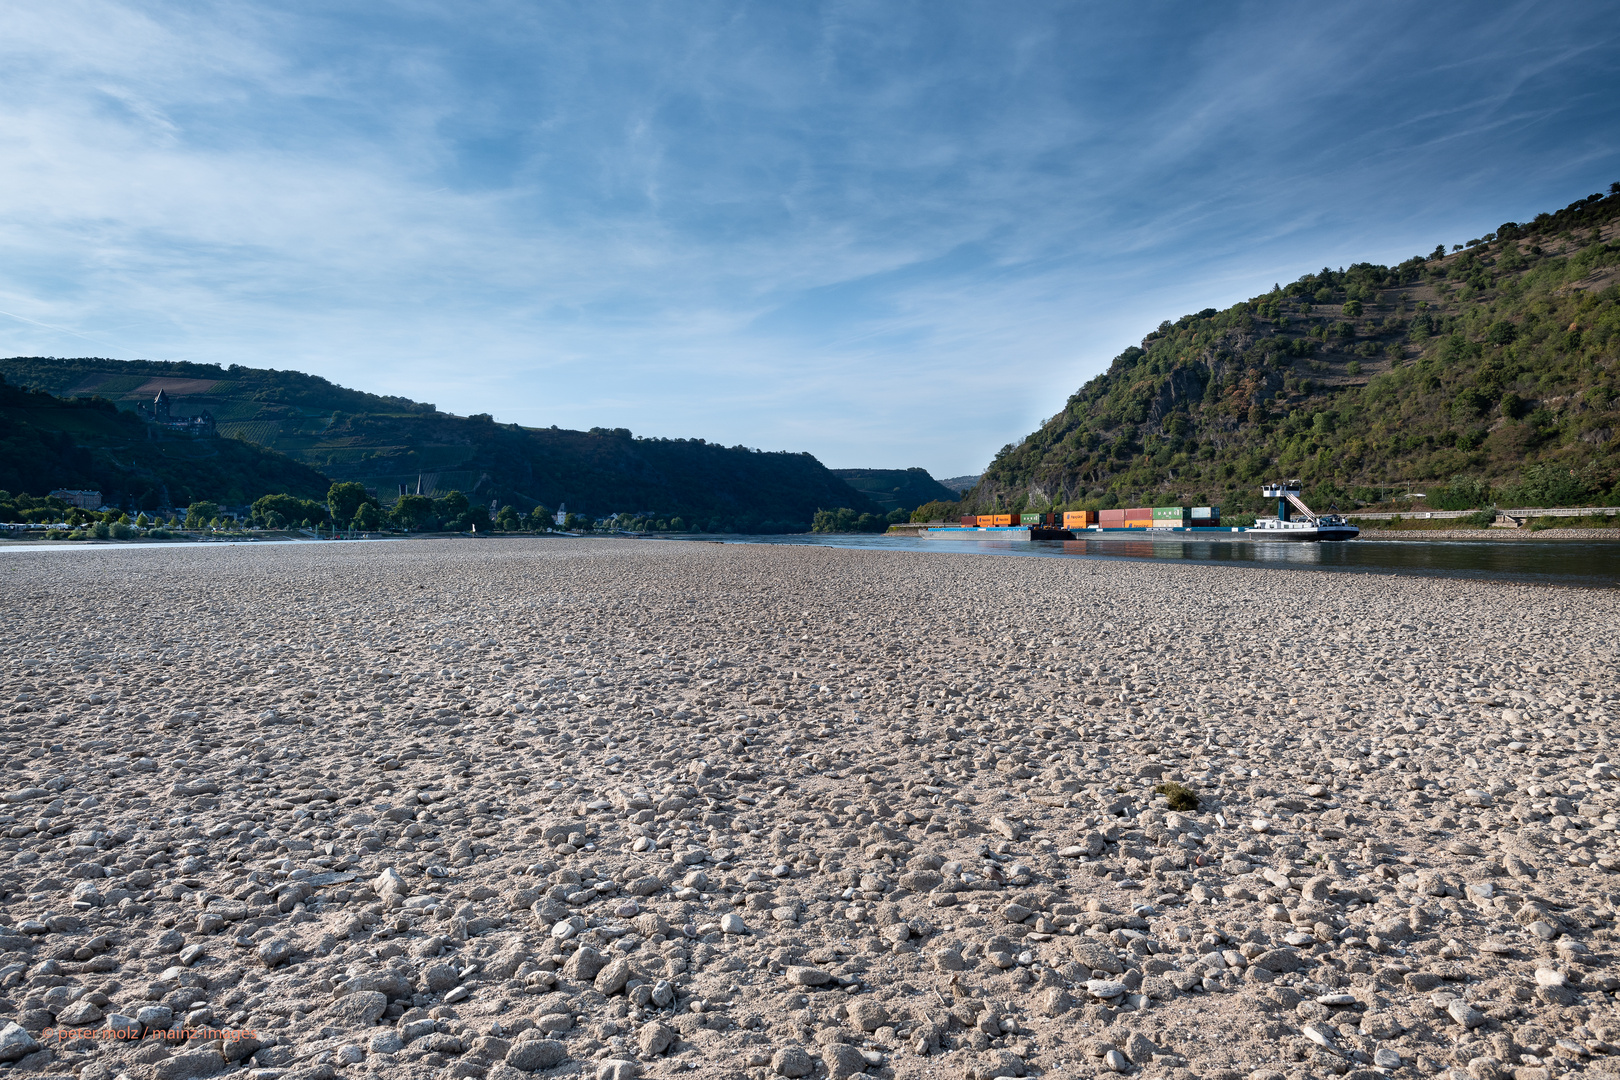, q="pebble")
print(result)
[1301,1023,1336,1048]
[0,1023,41,1063]
[785,965,832,987]
[772,1046,814,1078]
[256,938,293,967]
[1,539,1613,1080]
[1447,1000,1485,1029]
[597,1060,640,1080]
